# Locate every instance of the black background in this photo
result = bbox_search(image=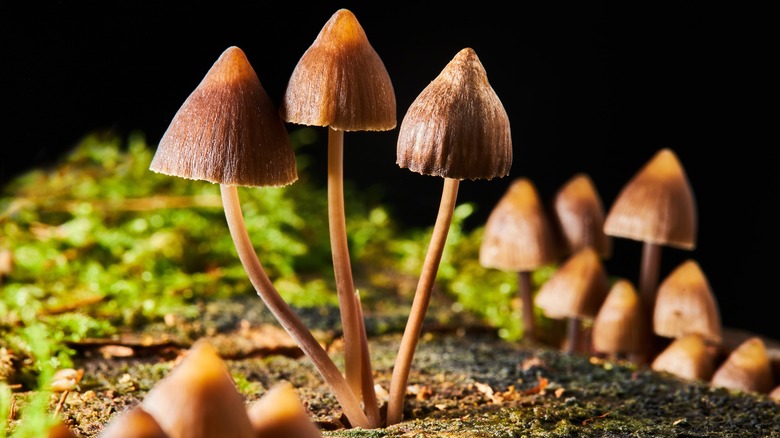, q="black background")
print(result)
[3,3,777,340]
